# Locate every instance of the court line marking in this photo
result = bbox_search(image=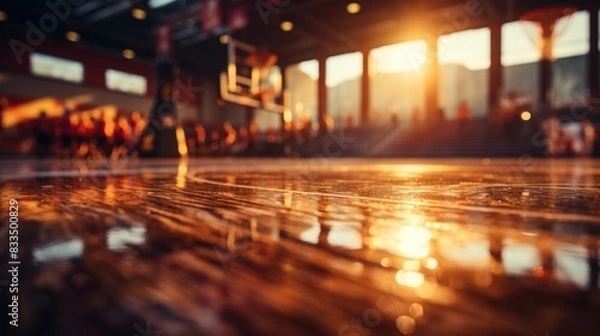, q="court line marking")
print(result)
[2,162,599,223]
[0,167,177,181]
[186,172,600,224]
[0,159,367,181]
